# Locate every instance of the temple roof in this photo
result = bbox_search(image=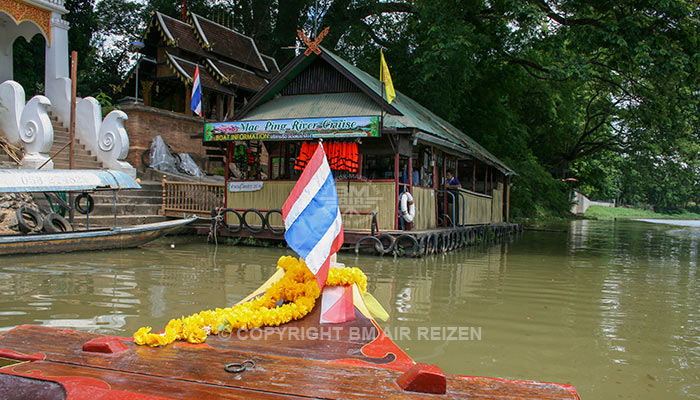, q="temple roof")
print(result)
[115,11,278,96]
[189,13,267,73]
[165,53,234,95]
